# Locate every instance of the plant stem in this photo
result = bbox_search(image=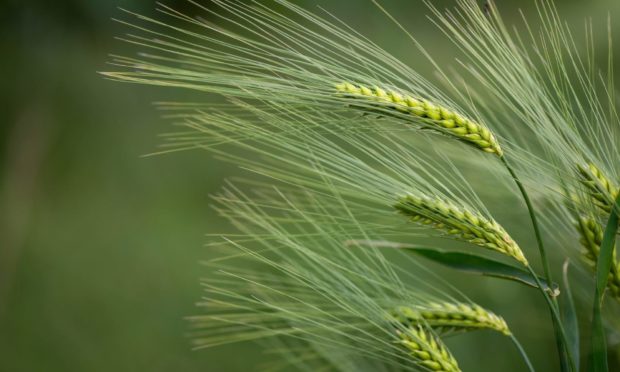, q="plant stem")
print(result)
[500,156,554,287]
[510,333,536,372]
[501,155,574,371]
[526,265,574,371]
